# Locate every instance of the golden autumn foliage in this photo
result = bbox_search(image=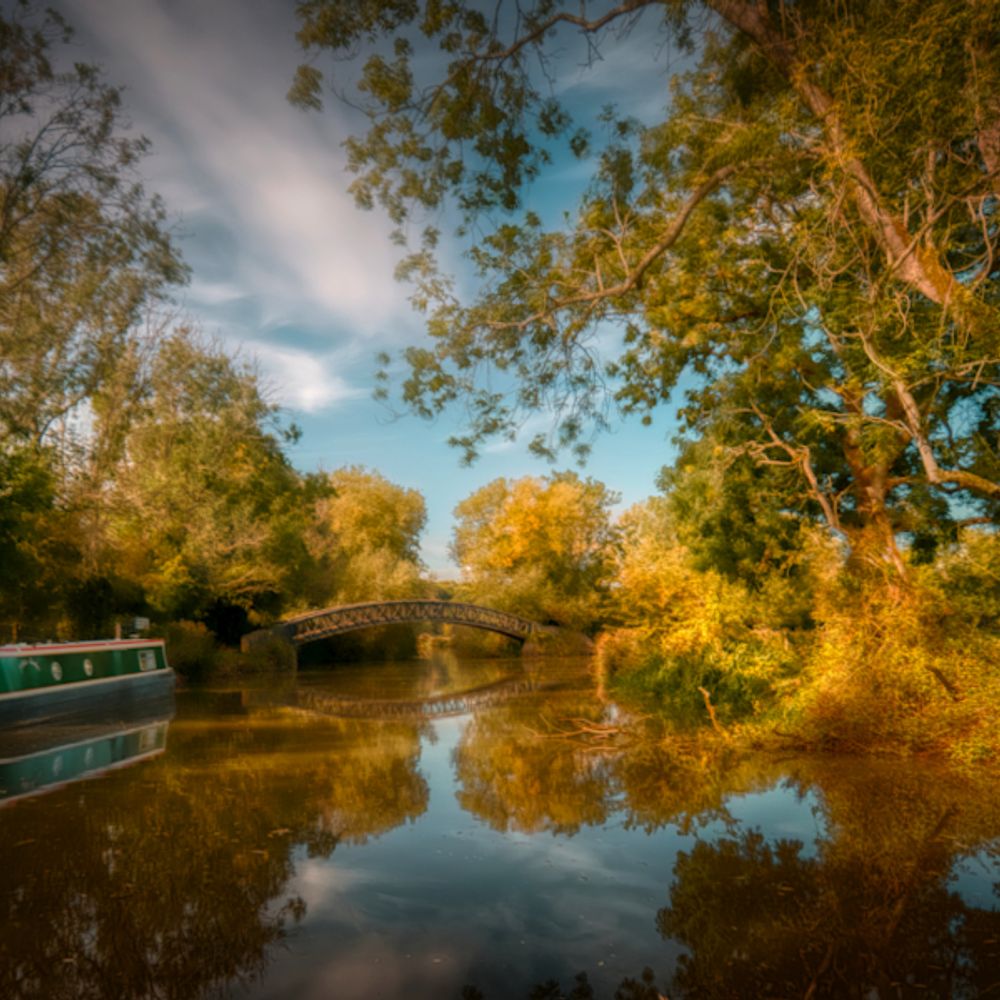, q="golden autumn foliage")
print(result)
[602,495,1000,761]
[796,534,1000,762]
[304,465,427,606]
[451,472,618,630]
